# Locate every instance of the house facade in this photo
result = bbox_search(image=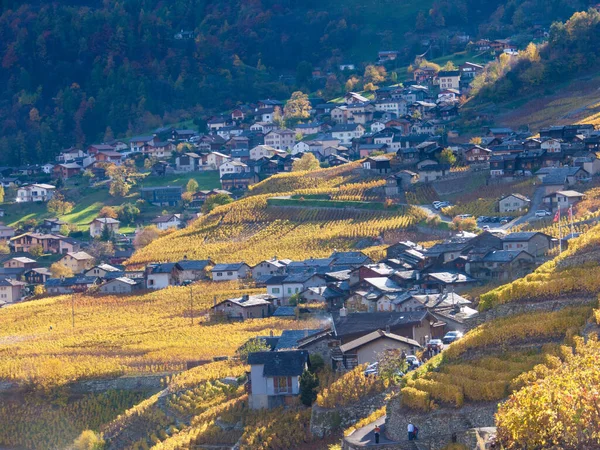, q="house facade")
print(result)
[16,184,56,203]
[90,218,120,238]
